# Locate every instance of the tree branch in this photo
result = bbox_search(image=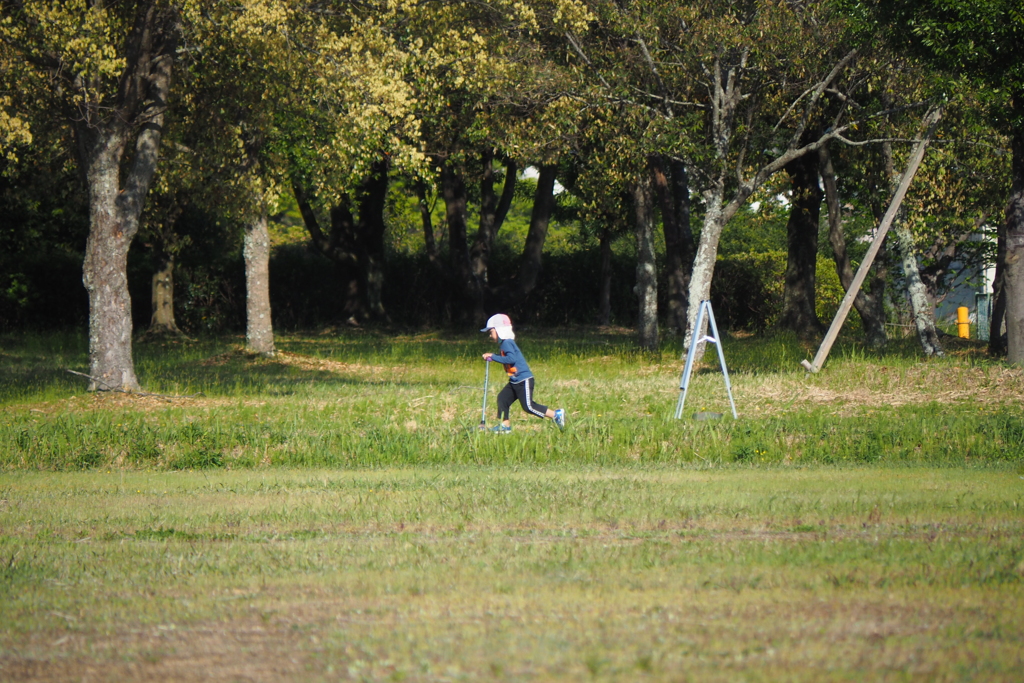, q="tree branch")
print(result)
[564,30,615,92]
[65,369,203,399]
